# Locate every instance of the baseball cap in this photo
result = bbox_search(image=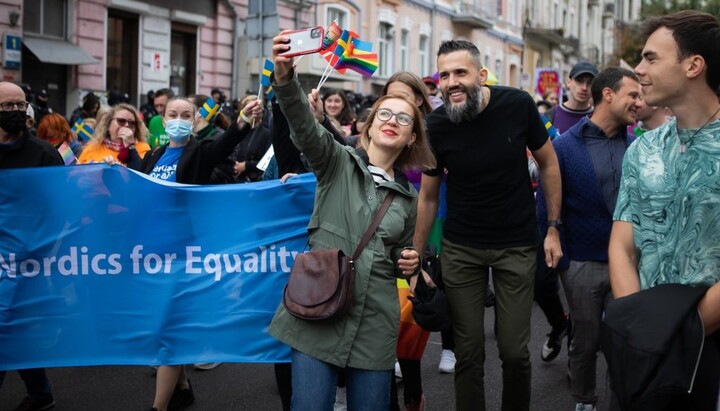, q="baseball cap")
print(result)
[569,62,599,79]
[38,89,48,98]
[422,76,437,86]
